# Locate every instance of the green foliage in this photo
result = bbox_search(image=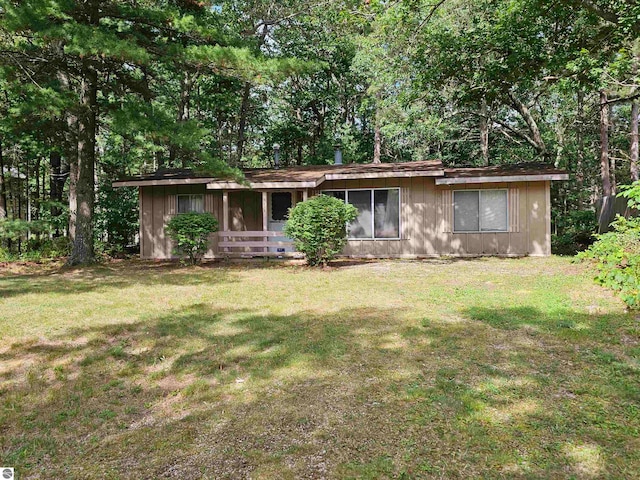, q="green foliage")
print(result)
[0,245,12,261]
[618,181,640,210]
[0,218,71,261]
[0,0,638,270]
[284,194,357,267]
[0,219,51,242]
[38,201,70,236]
[95,183,139,255]
[165,212,218,265]
[552,209,597,255]
[579,184,640,308]
[39,236,71,258]
[19,237,71,261]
